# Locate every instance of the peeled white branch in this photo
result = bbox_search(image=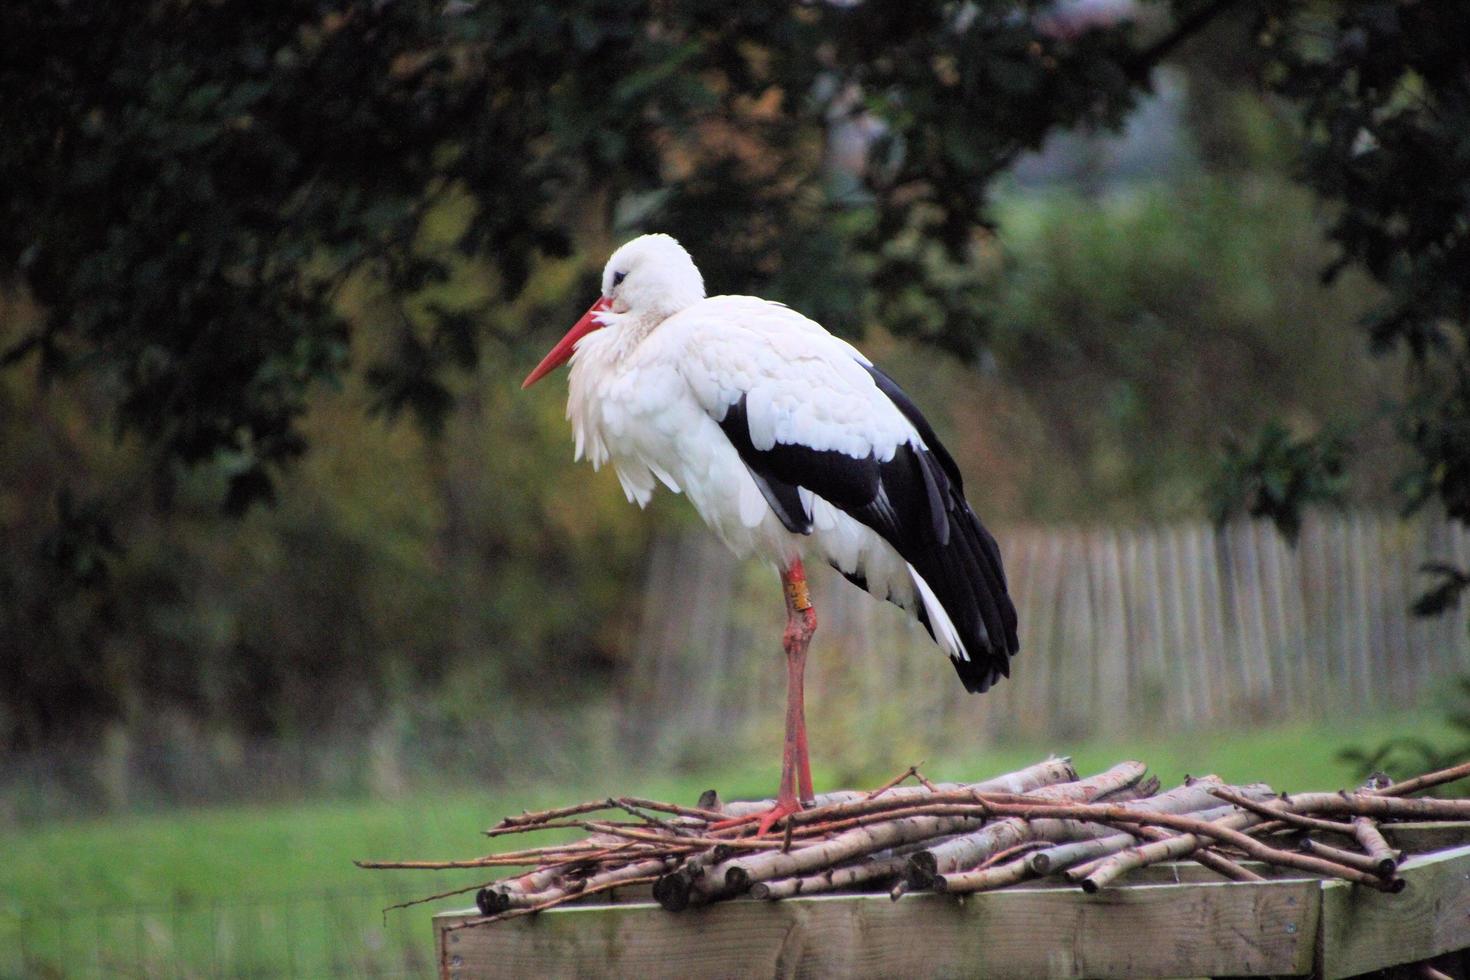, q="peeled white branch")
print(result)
[905,762,1148,887]
[716,758,1078,818]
